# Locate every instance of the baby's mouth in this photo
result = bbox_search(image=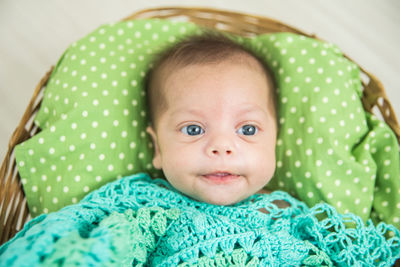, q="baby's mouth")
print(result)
[201,171,240,184]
